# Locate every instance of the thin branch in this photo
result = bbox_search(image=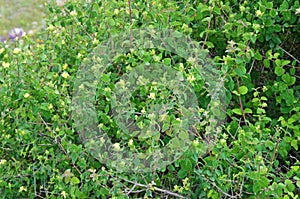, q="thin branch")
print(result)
[128,0,132,46]
[121,177,186,198]
[39,114,81,175]
[126,181,138,195]
[278,46,300,64]
[236,76,248,127]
